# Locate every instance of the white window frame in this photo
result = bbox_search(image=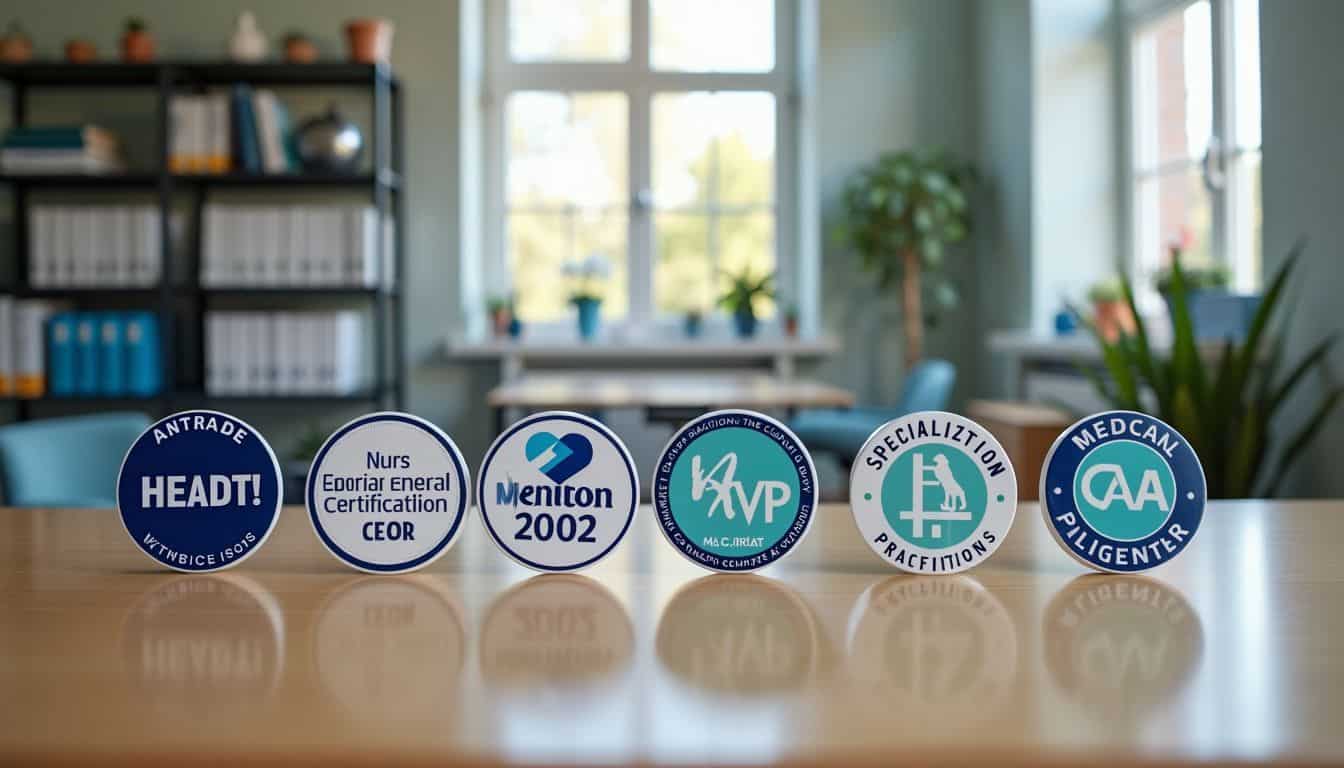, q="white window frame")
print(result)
[475,0,816,337]
[1123,0,1261,301]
